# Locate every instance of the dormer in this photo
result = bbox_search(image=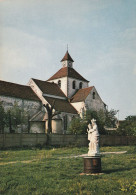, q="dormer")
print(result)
[61,50,74,68]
